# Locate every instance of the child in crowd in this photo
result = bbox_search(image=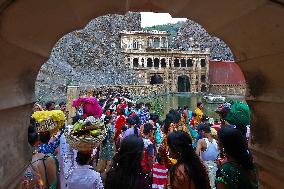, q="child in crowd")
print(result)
[141,123,154,174]
[152,153,168,189]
